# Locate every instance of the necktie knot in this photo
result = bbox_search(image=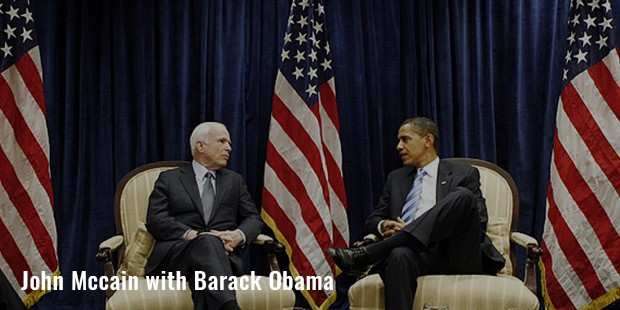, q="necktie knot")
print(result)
[205,172,214,181]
